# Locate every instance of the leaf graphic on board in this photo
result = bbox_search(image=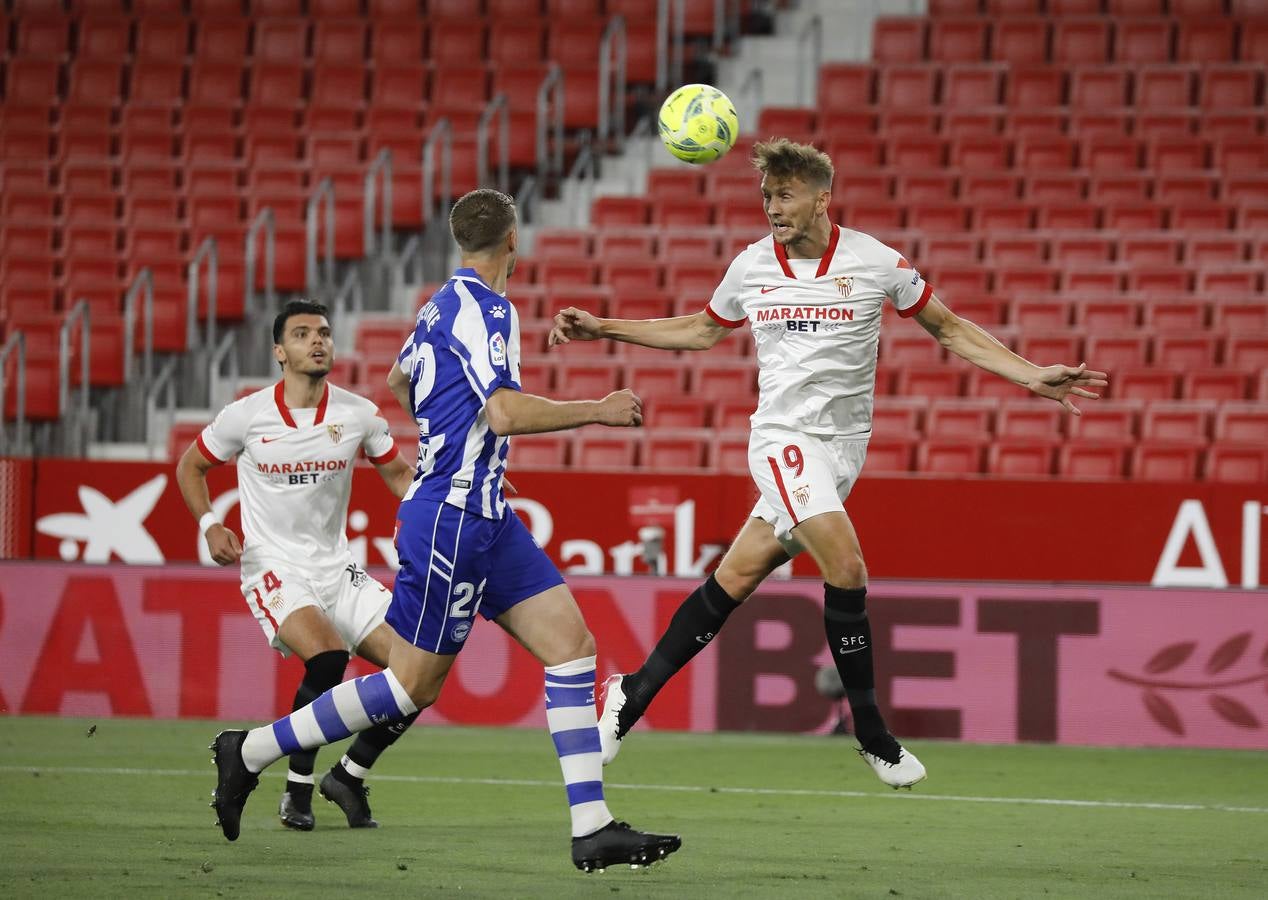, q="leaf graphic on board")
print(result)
[1209,695,1260,729]
[1205,632,1252,675]
[1143,691,1185,735]
[1144,641,1196,674]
